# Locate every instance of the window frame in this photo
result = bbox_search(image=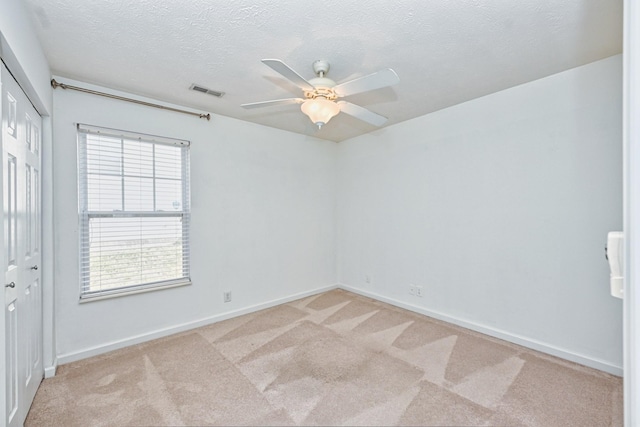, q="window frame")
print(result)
[77,124,191,301]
